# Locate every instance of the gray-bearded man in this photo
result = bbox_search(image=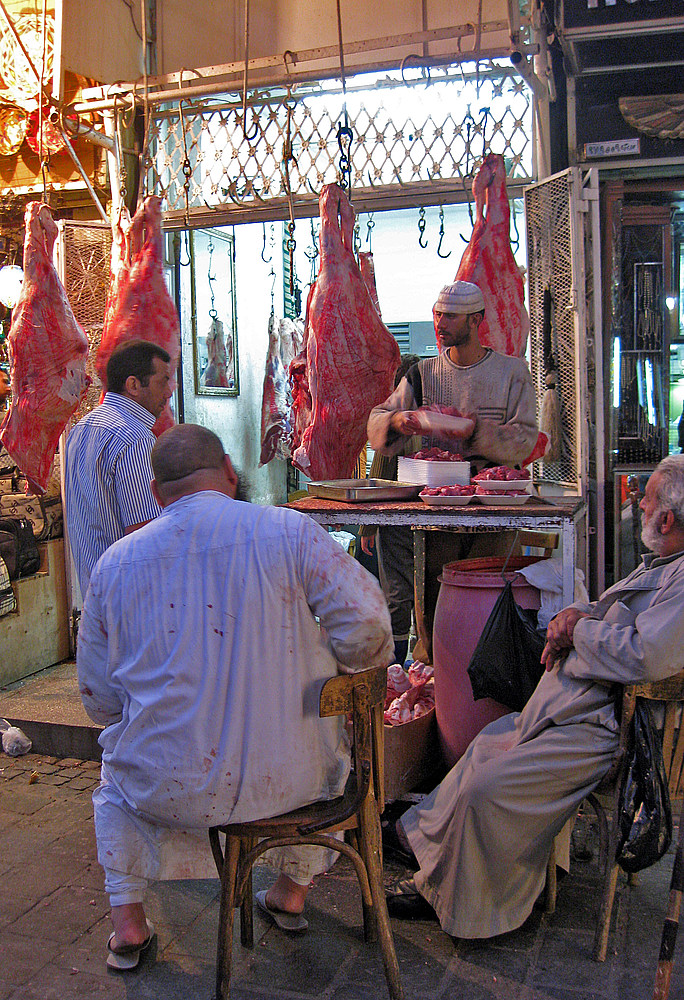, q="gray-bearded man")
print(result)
[386,455,684,939]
